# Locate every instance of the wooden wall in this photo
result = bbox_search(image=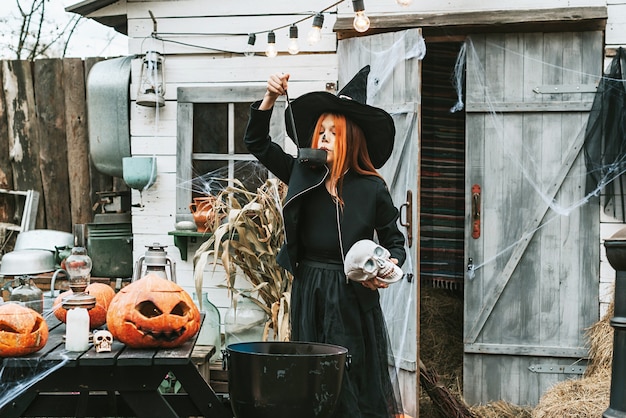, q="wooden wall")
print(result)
[0,58,121,237]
